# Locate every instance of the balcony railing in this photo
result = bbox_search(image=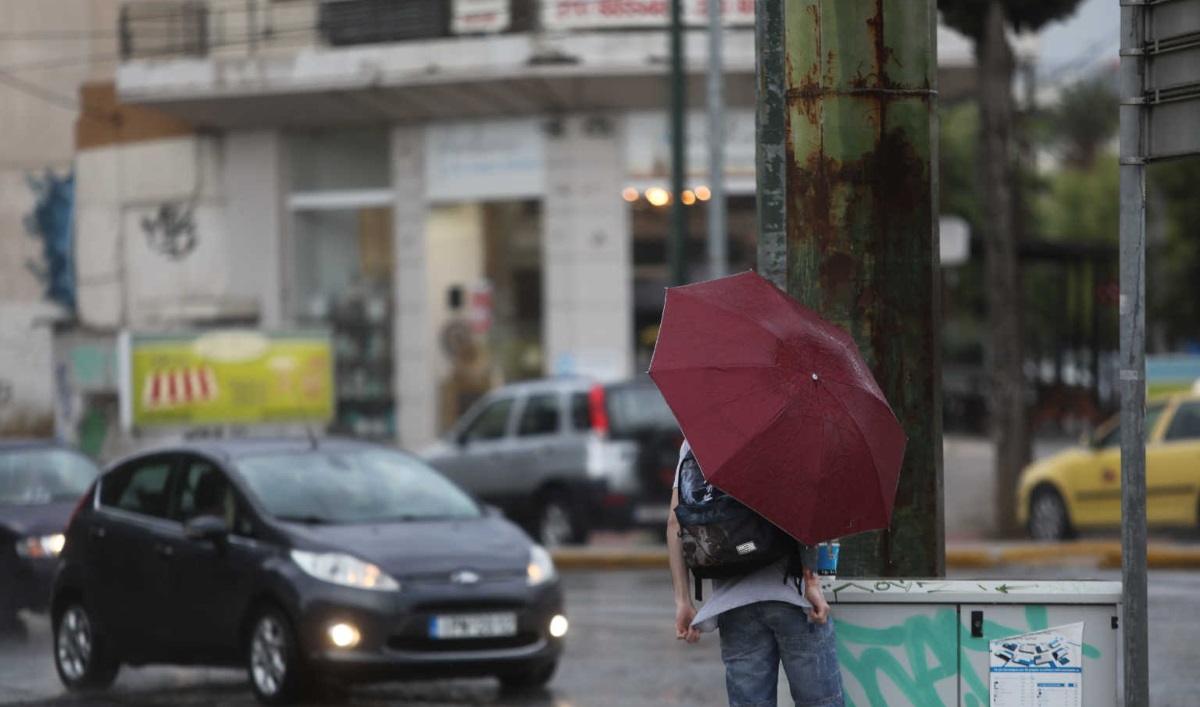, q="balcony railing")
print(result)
[117,0,543,61]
